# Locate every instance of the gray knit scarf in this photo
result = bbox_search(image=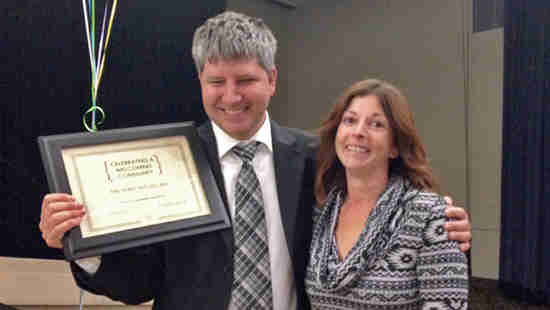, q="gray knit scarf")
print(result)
[309,176,420,292]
